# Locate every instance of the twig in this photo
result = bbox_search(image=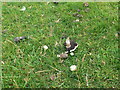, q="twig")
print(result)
[13,80,19,88]
[6,39,17,47]
[58,82,64,87]
[76,72,81,88]
[49,65,61,72]
[35,70,51,73]
[82,54,86,62]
